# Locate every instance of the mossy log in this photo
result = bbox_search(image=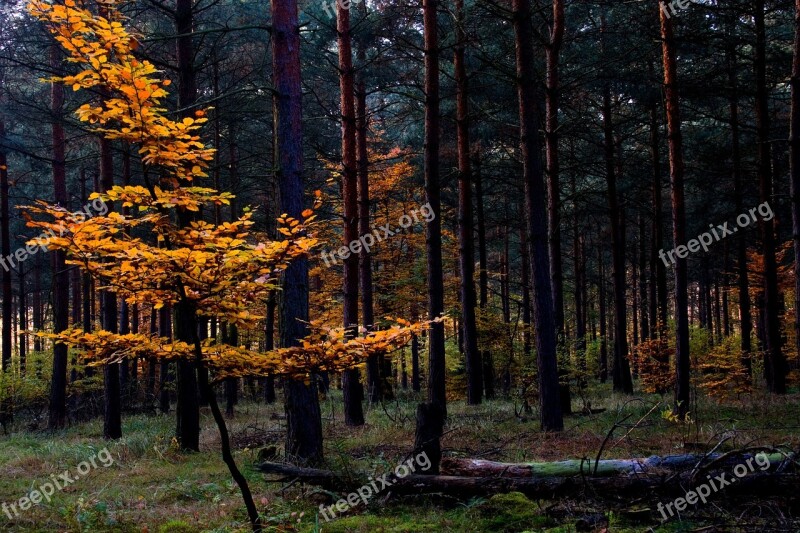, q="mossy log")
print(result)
[440,452,788,478]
